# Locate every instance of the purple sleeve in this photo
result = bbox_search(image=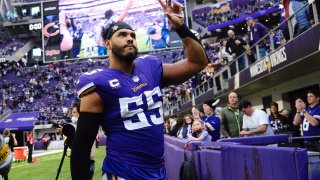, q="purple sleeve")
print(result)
[259,23,269,36]
[75,69,106,98]
[314,107,320,121]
